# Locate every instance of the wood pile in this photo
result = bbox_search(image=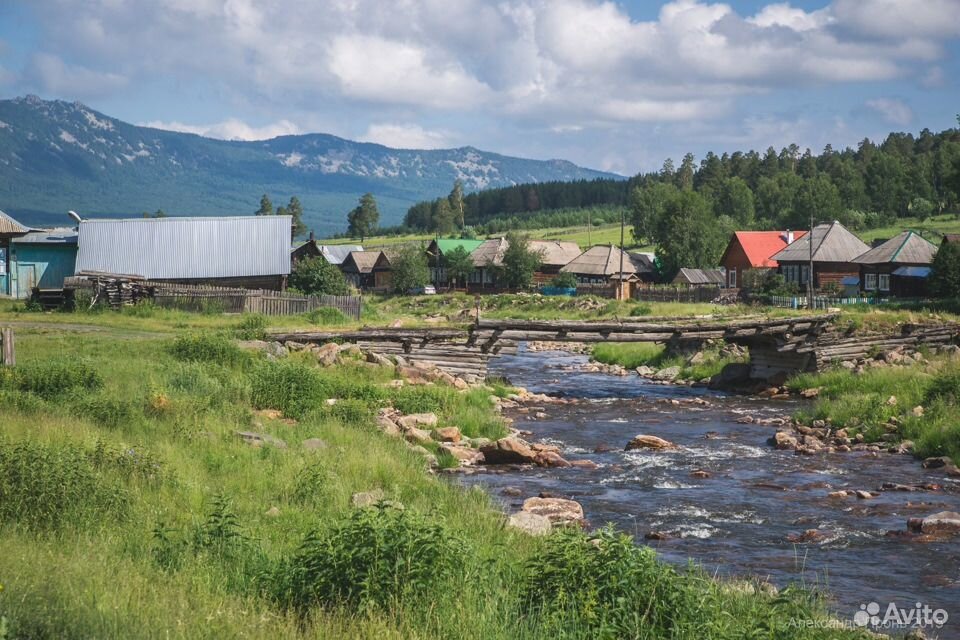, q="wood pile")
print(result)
[813,323,960,367]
